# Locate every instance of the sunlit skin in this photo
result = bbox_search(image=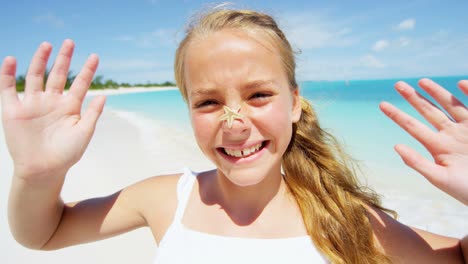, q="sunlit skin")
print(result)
[184,30,301,207]
[1,23,467,263]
